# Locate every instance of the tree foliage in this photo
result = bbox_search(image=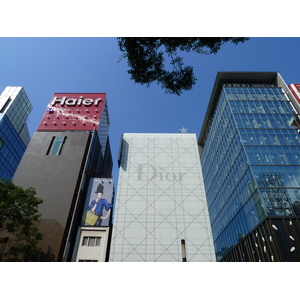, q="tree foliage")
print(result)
[118,37,249,95]
[0,179,44,261]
